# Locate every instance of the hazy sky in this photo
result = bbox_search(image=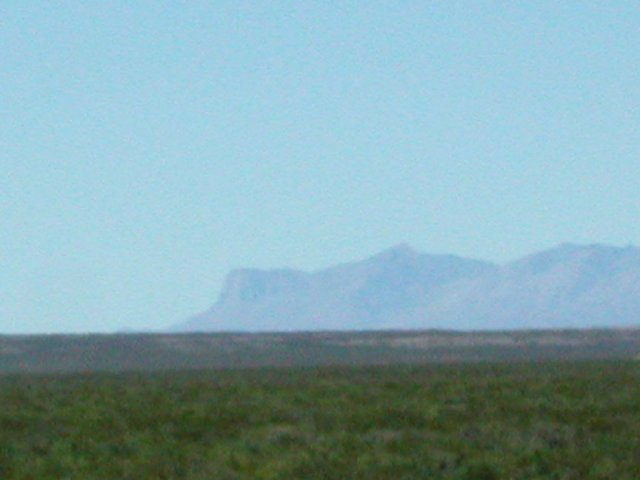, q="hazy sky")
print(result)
[2,2,639,333]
